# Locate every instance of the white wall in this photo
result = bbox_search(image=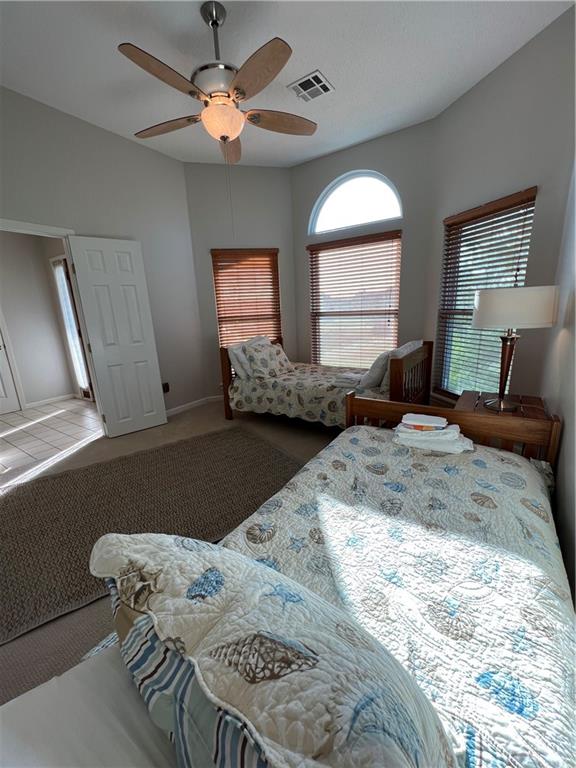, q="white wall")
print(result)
[0,86,204,411]
[290,119,436,361]
[431,8,575,394]
[541,168,575,591]
[0,231,74,404]
[289,9,574,396]
[184,163,295,396]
